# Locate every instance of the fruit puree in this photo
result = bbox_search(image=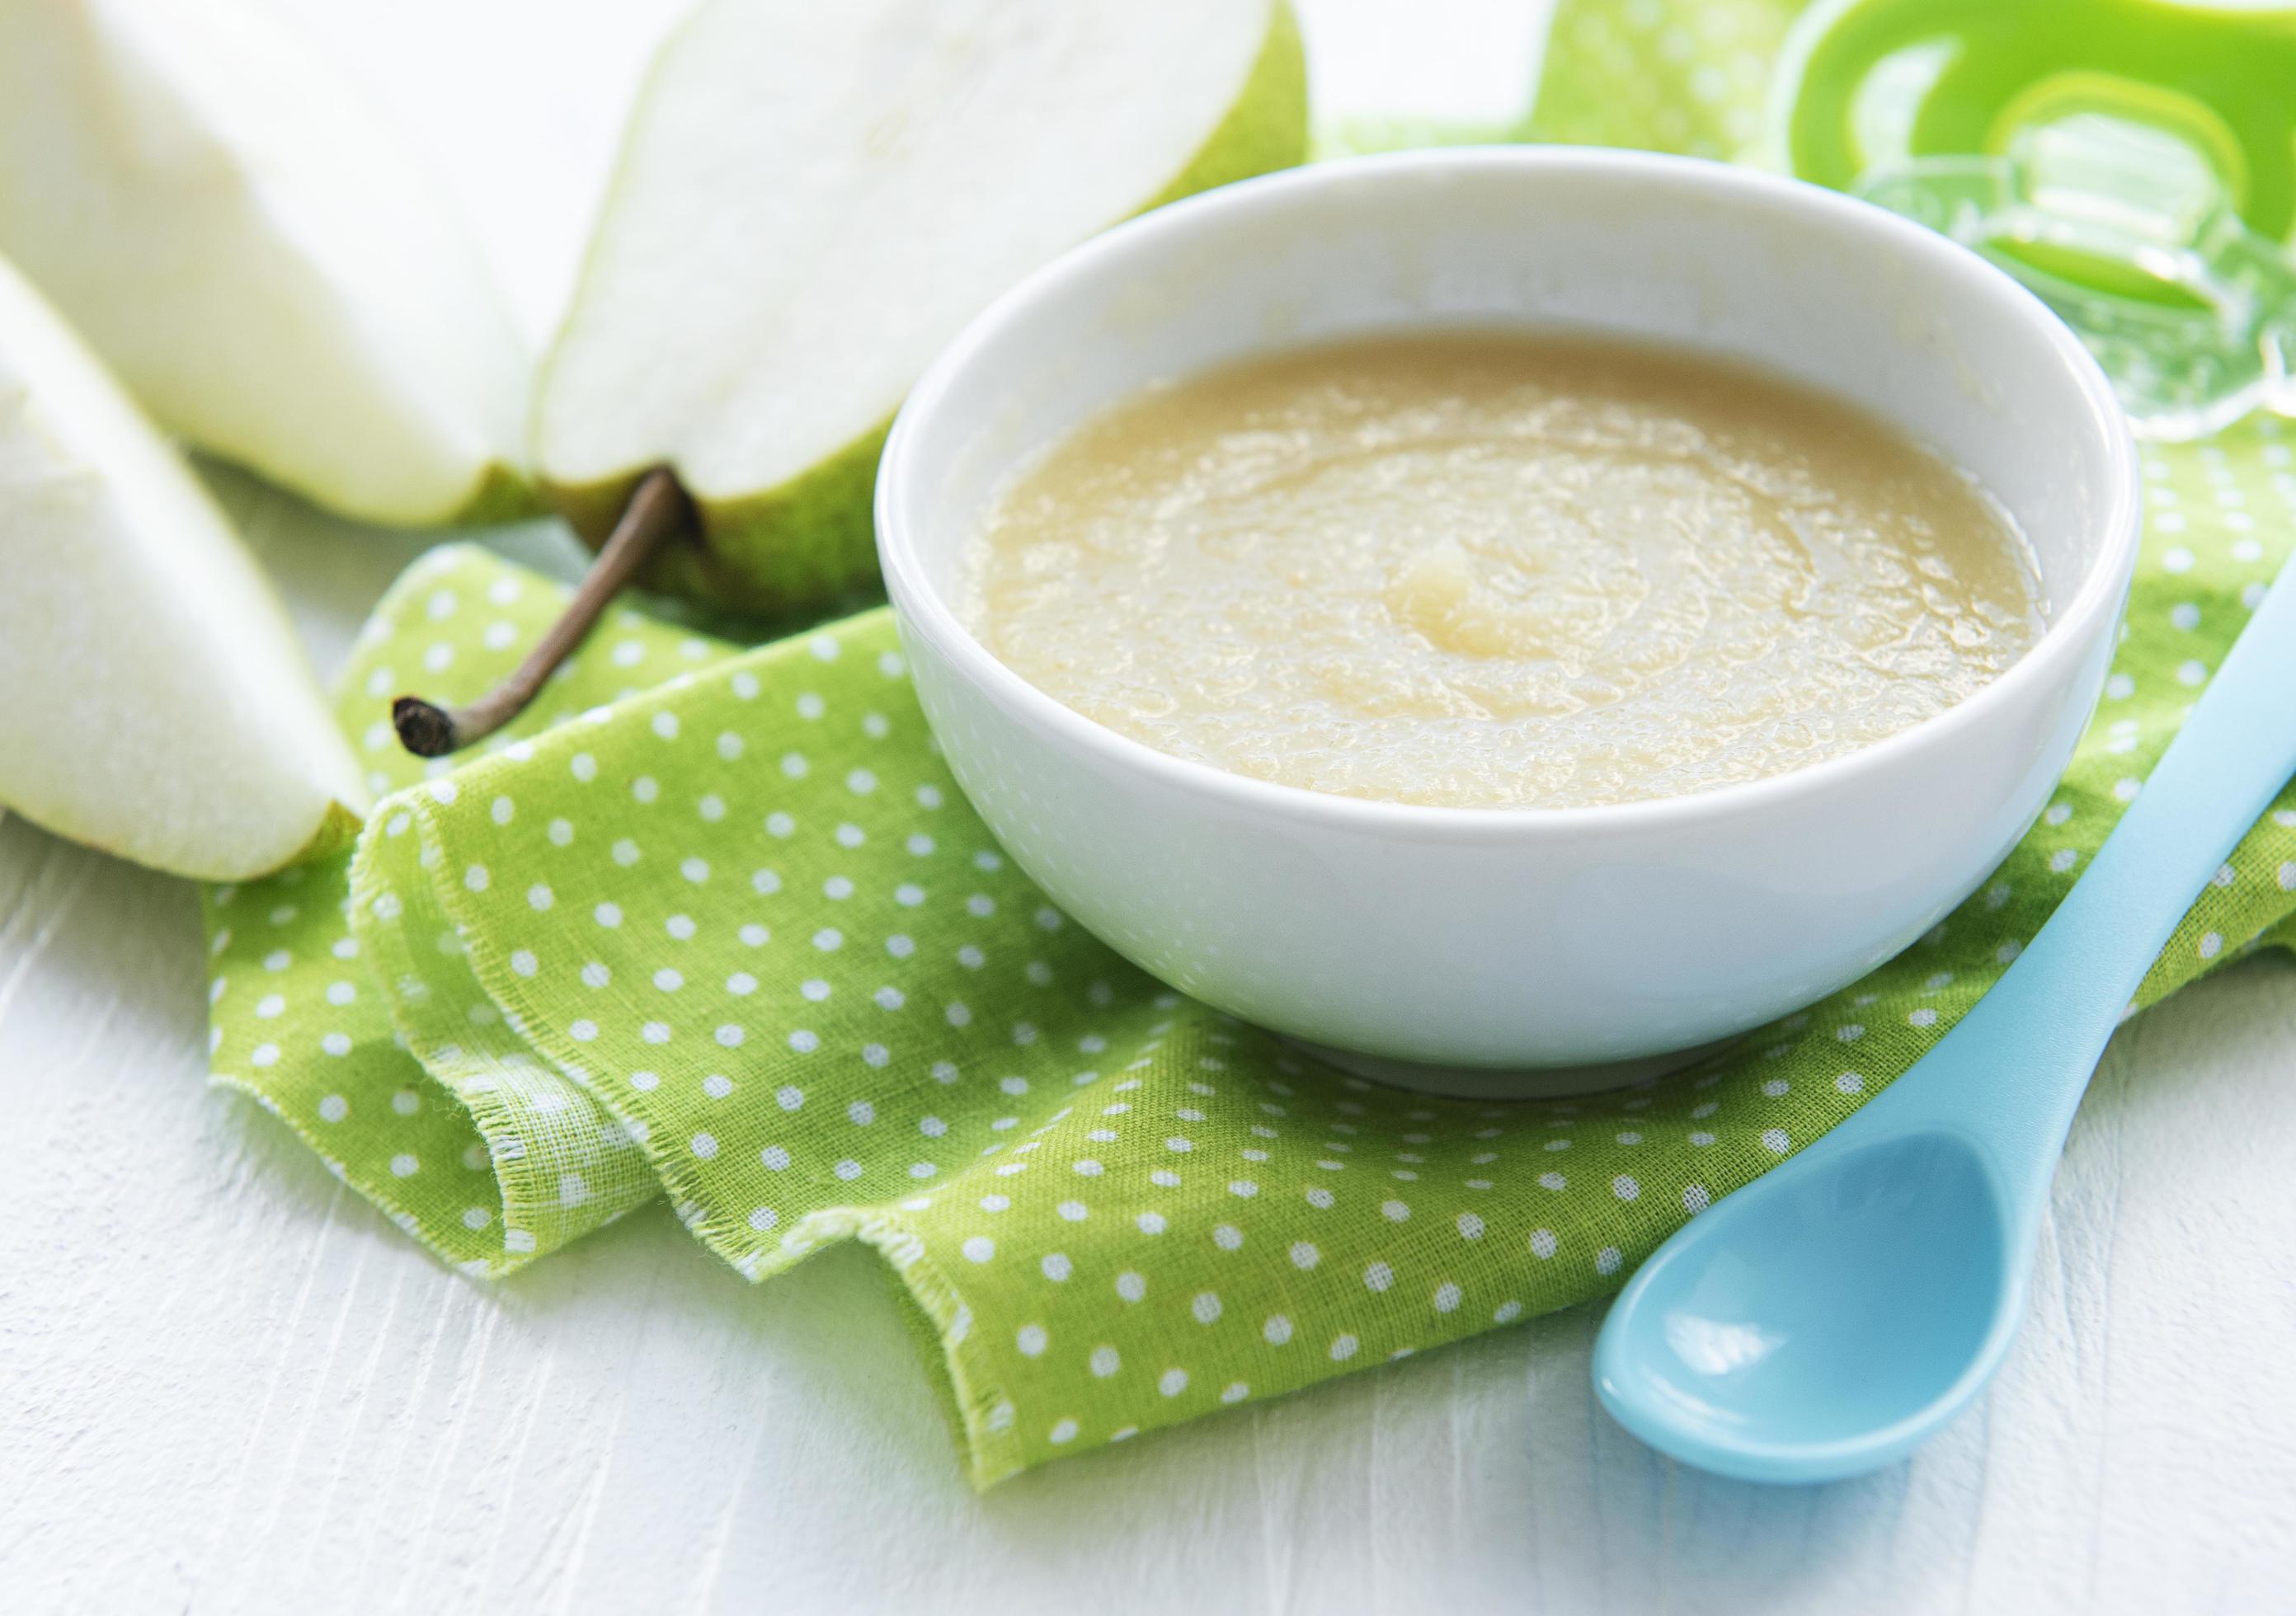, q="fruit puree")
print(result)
[957,331,2044,809]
